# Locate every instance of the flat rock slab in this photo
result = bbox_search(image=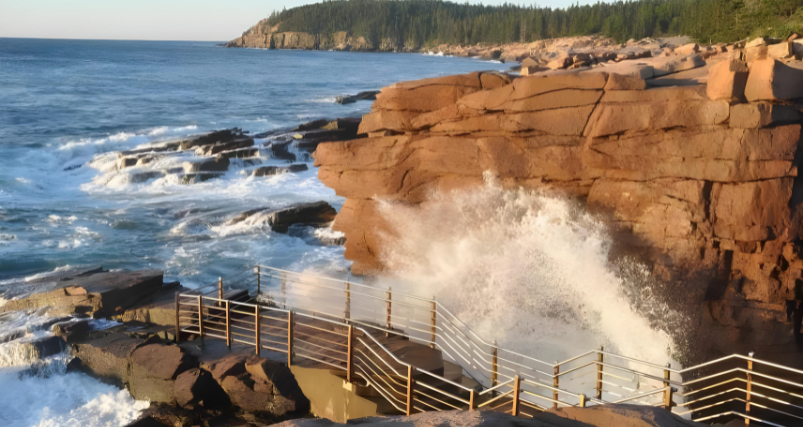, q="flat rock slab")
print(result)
[1,269,164,317]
